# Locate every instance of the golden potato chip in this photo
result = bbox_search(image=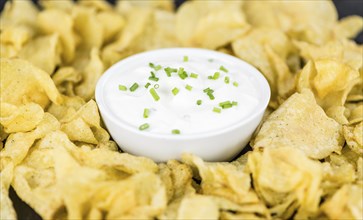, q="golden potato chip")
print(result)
[0,102,44,133]
[346,103,363,124]
[0,58,63,108]
[37,9,77,63]
[74,48,104,100]
[0,113,60,167]
[321,184,363,219]
[334,15,363,40]
[78,0,113,11]
[0,25,34,51]
[343,122,363,154]
[248,147,322,219]
[96,11,125,44]
[177,194,219,220]
[0,0,38,30]
[321,152,357,196]
[182,153,259,205]
[60,100,109,144]
[253,89,344,159]
[72,6,104,49]
[0,163,16,220]
[18,34,61,74]
[116,0,174,13]
[46,96,85,121]
[244,1,337,45]
[52,66,82,96]
[176,1,248,49]
[39,0,74,12]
